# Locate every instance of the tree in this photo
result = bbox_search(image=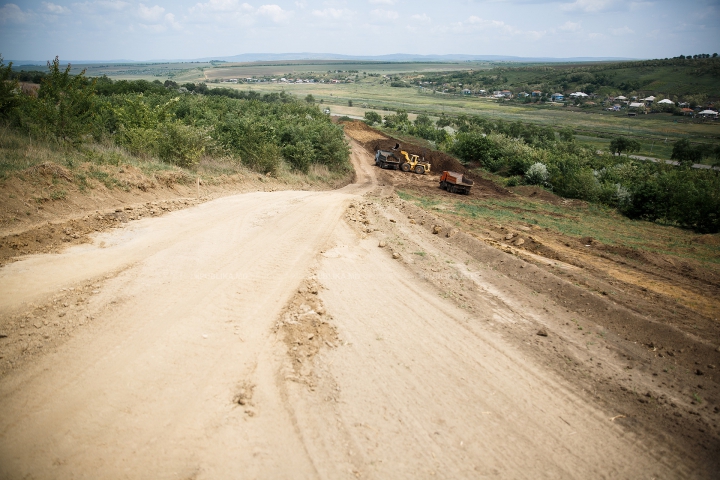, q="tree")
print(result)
[609,137,641,156]
[436,115,451,128]
[27,57,96,143]
[0,55,20,118]
[559,127,574,142]
[305,94,315,103]
[671,139,703,166]
[348,100,353,107]
[364,111,382,126]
